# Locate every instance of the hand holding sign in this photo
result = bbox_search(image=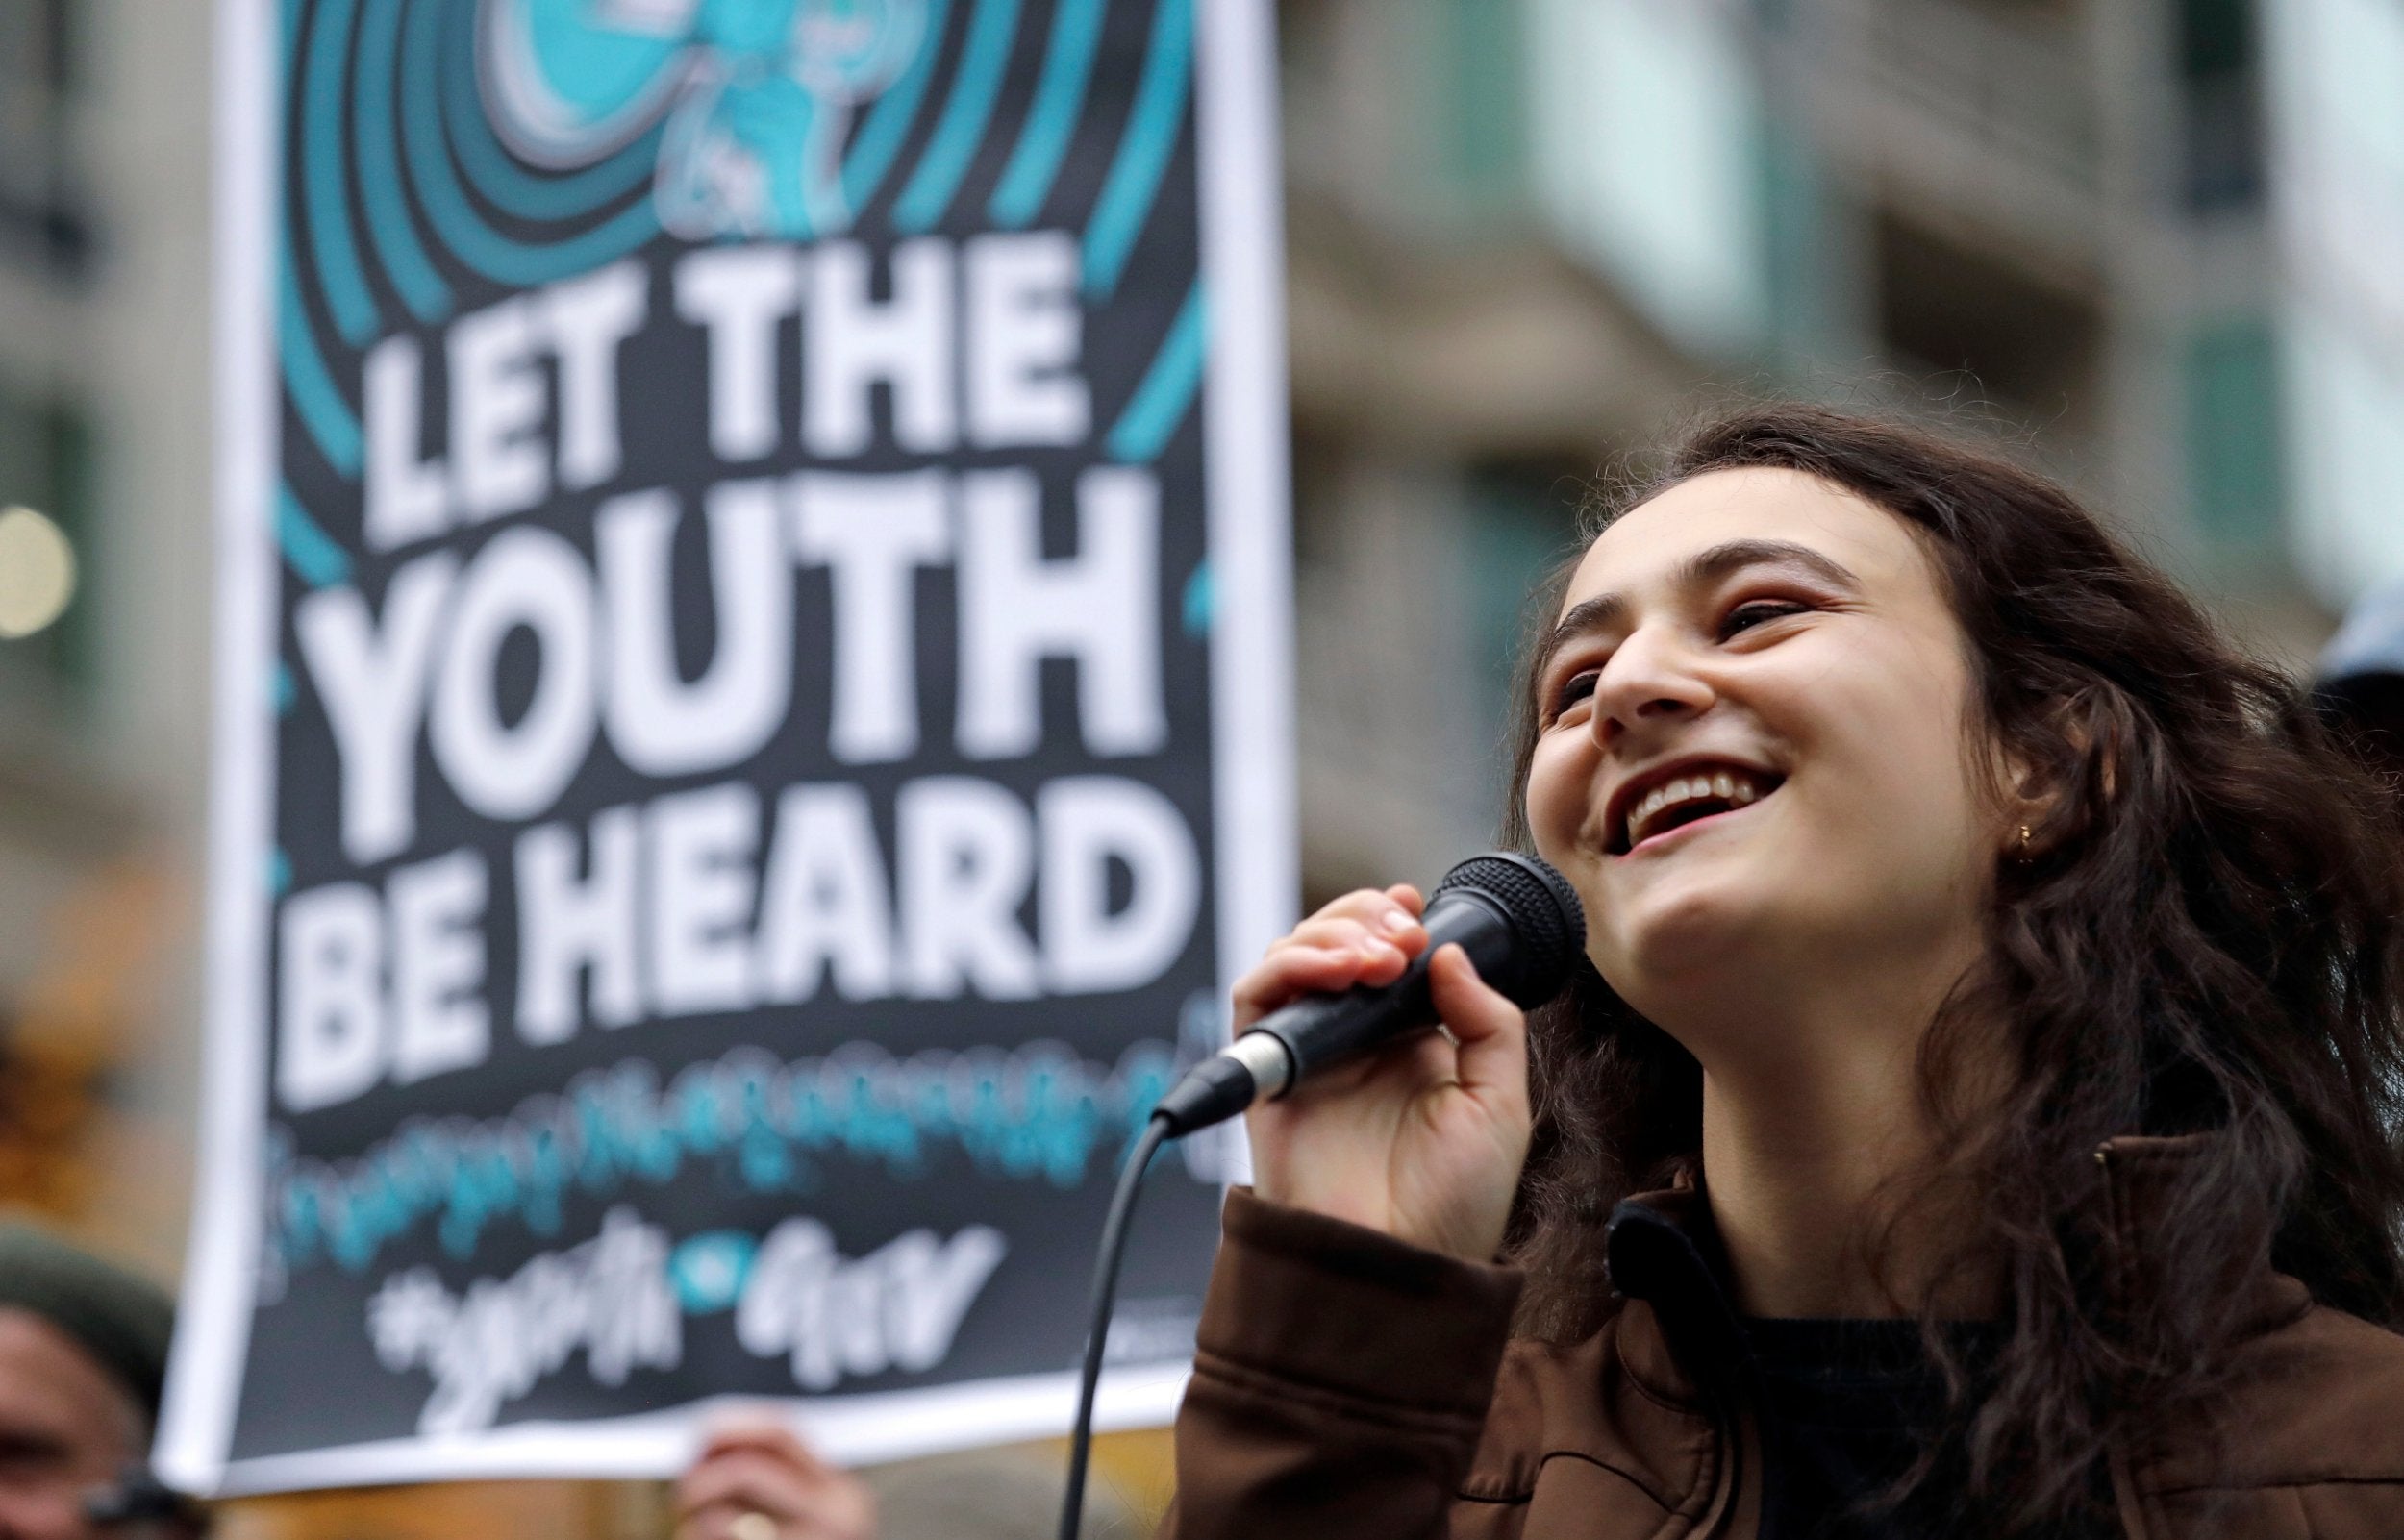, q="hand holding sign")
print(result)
[676,1419,876,1540]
